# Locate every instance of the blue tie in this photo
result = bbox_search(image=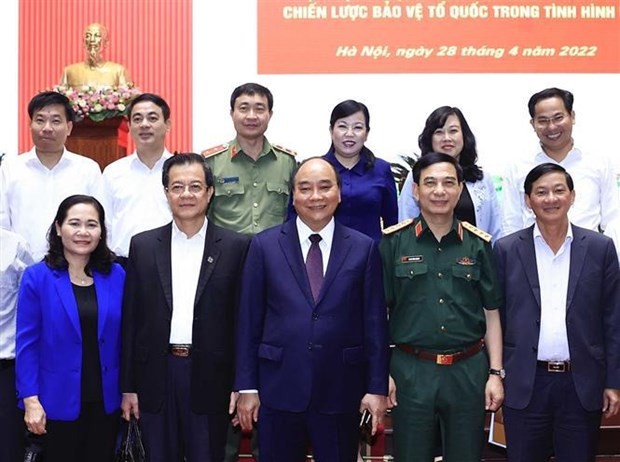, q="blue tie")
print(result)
[306,234,323,302]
